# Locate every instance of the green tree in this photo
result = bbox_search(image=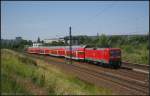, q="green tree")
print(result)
[51,41,58,46]
[57,41,65,46]
[97,34,111,48]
